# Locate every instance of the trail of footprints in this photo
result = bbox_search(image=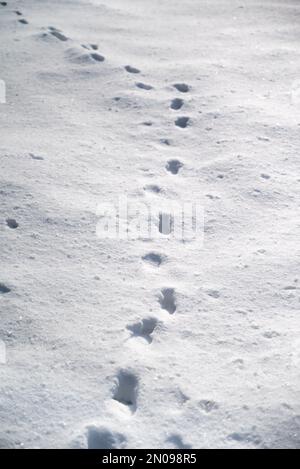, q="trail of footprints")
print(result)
[104,69,191,449]
[2,2,191,446]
